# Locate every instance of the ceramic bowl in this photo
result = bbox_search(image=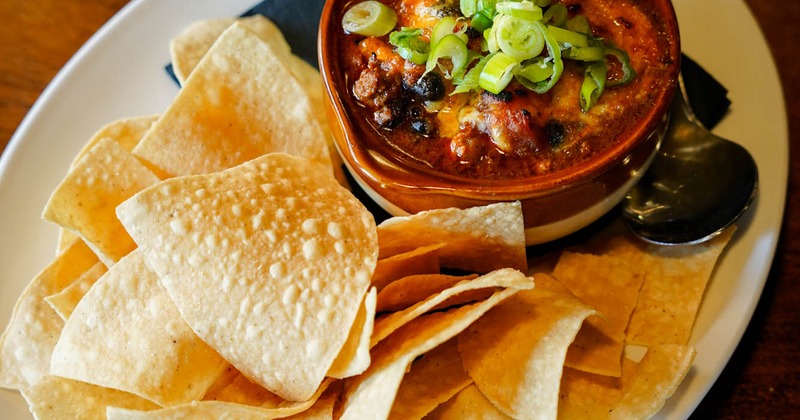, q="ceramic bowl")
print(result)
[319,0,681,245]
